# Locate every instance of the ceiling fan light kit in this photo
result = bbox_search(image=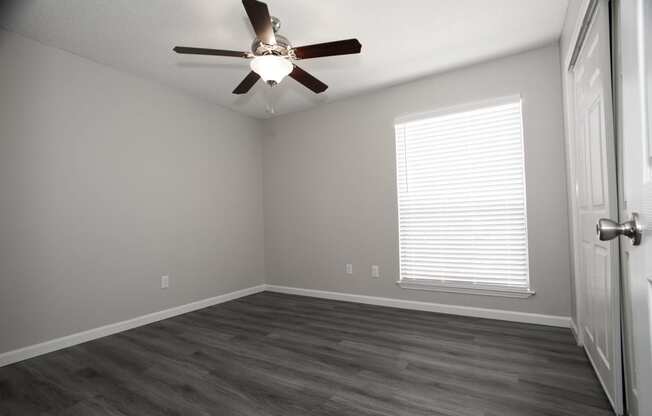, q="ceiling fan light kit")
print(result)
[173,0,362,95]
[250,55,293,85]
